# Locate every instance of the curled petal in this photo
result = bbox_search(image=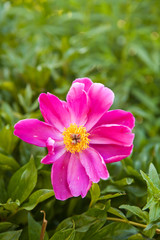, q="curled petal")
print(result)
[91,144,133,163]
[66,82,89,125]
[89,124,134,146]
[85,83,114,131]
[51,151,72,200]
[95,110,135,130]
[39,93,71,132]
[46,137,55,154]
[14,119,62,147]
[41,141,66,164]
[67,153,90,197]
[79,147,109,183]
[73,78,93,92]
